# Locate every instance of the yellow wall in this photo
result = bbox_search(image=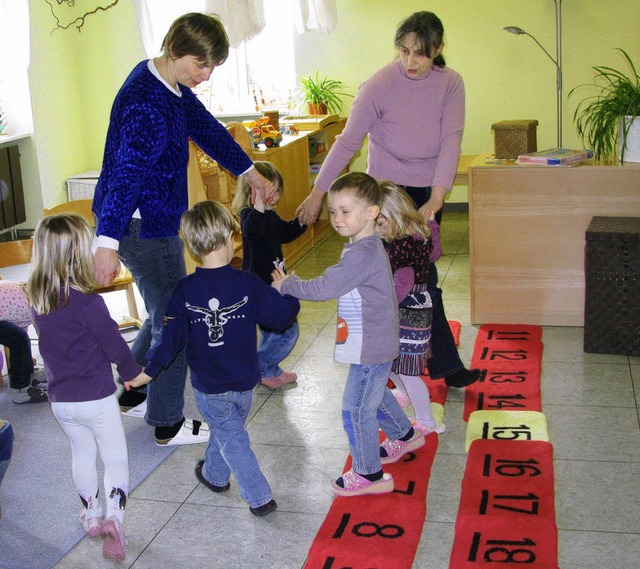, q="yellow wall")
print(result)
[21,0,640,224]
[293,0,640,201]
